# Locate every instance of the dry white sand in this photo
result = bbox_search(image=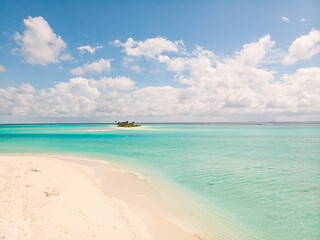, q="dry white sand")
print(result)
[111,125,160,131]
[0,154,199,240]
